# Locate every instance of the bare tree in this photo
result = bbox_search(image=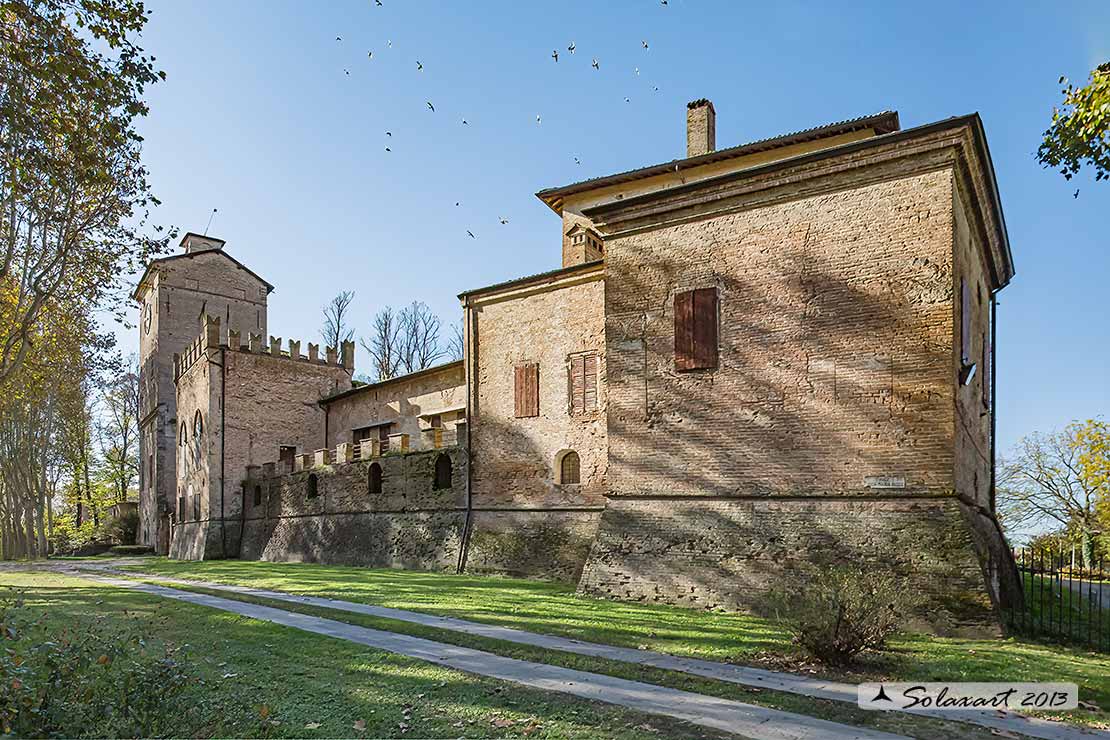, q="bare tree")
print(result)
[321,290,355,350]
[98,359,140,503]
[446,320,465,362]
[361,306,402,381]
[398,301,445,374]
[998,422,1105,567]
